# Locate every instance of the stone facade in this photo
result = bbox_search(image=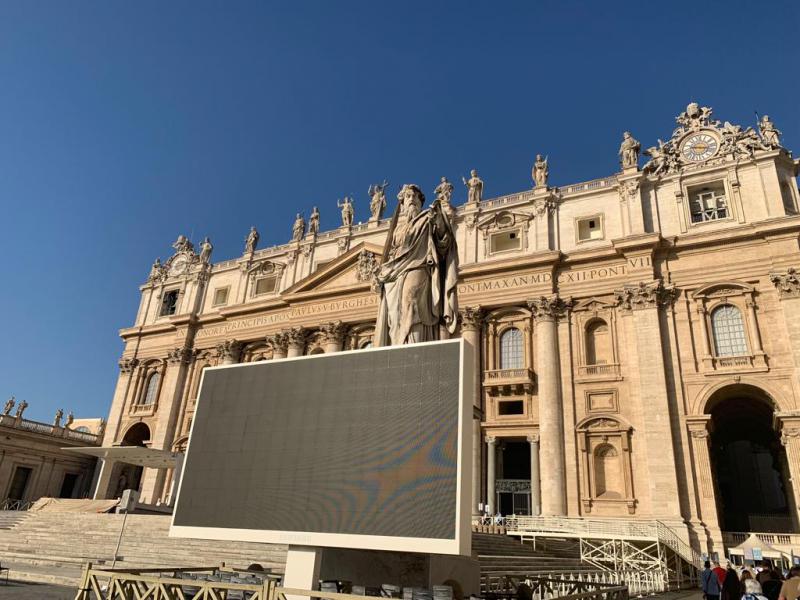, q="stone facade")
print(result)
[102,103,800,557]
